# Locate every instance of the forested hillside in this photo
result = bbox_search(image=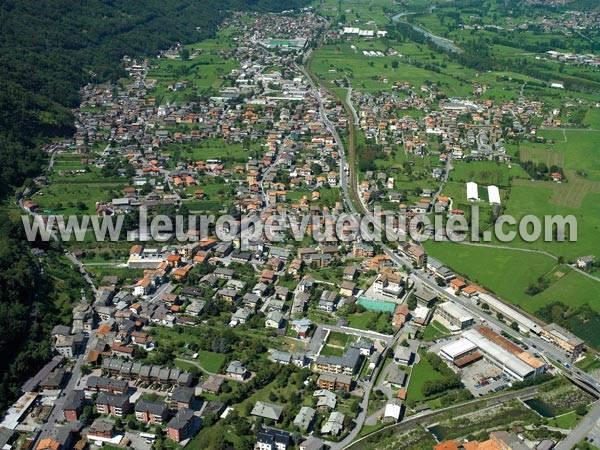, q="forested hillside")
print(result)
[0,0,308,413]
